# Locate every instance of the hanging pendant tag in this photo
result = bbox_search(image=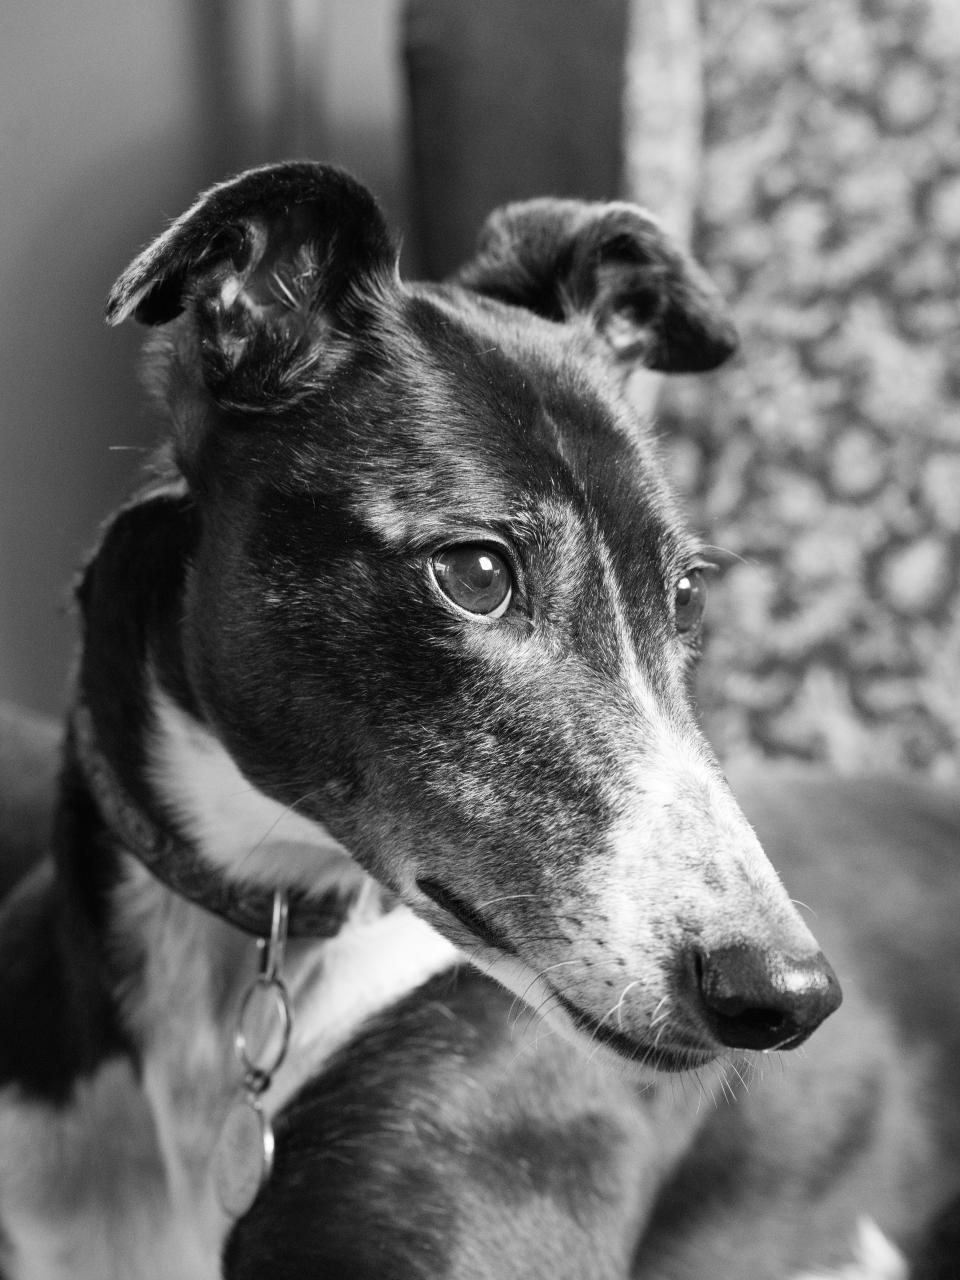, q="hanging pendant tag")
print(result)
[212,890,291,1220]
[213,1094,276,1219]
